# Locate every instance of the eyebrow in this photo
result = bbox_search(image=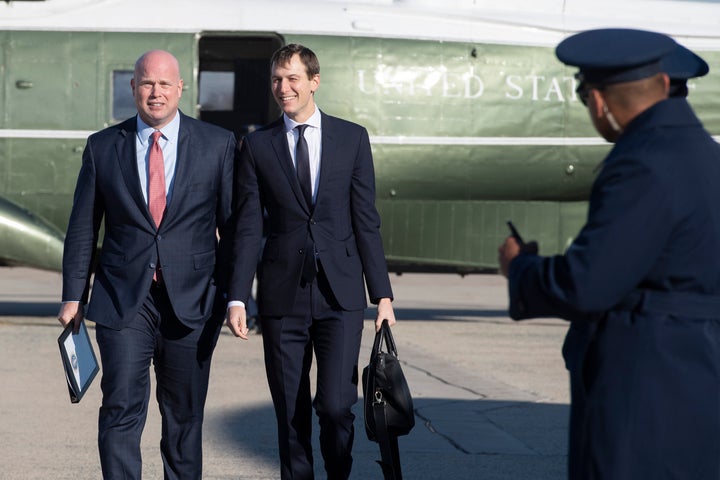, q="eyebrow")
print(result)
[138,79,177,84]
